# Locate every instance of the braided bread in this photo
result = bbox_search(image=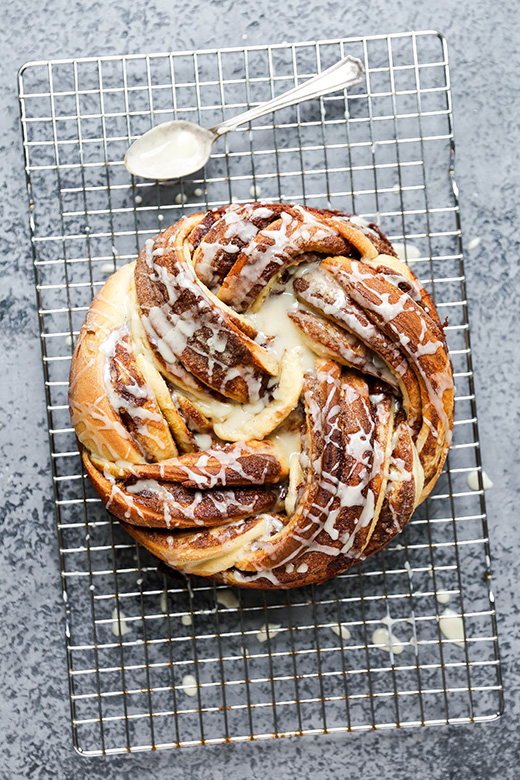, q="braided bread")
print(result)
[69,203,453,589]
